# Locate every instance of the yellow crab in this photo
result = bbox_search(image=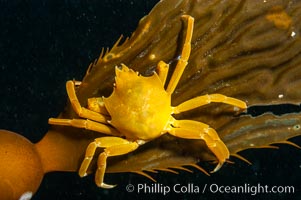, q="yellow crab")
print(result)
[49,15,247,188]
